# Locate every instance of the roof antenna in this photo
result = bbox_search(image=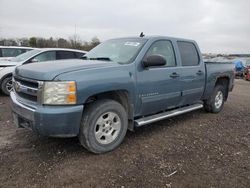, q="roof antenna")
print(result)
[140,32,145,37]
